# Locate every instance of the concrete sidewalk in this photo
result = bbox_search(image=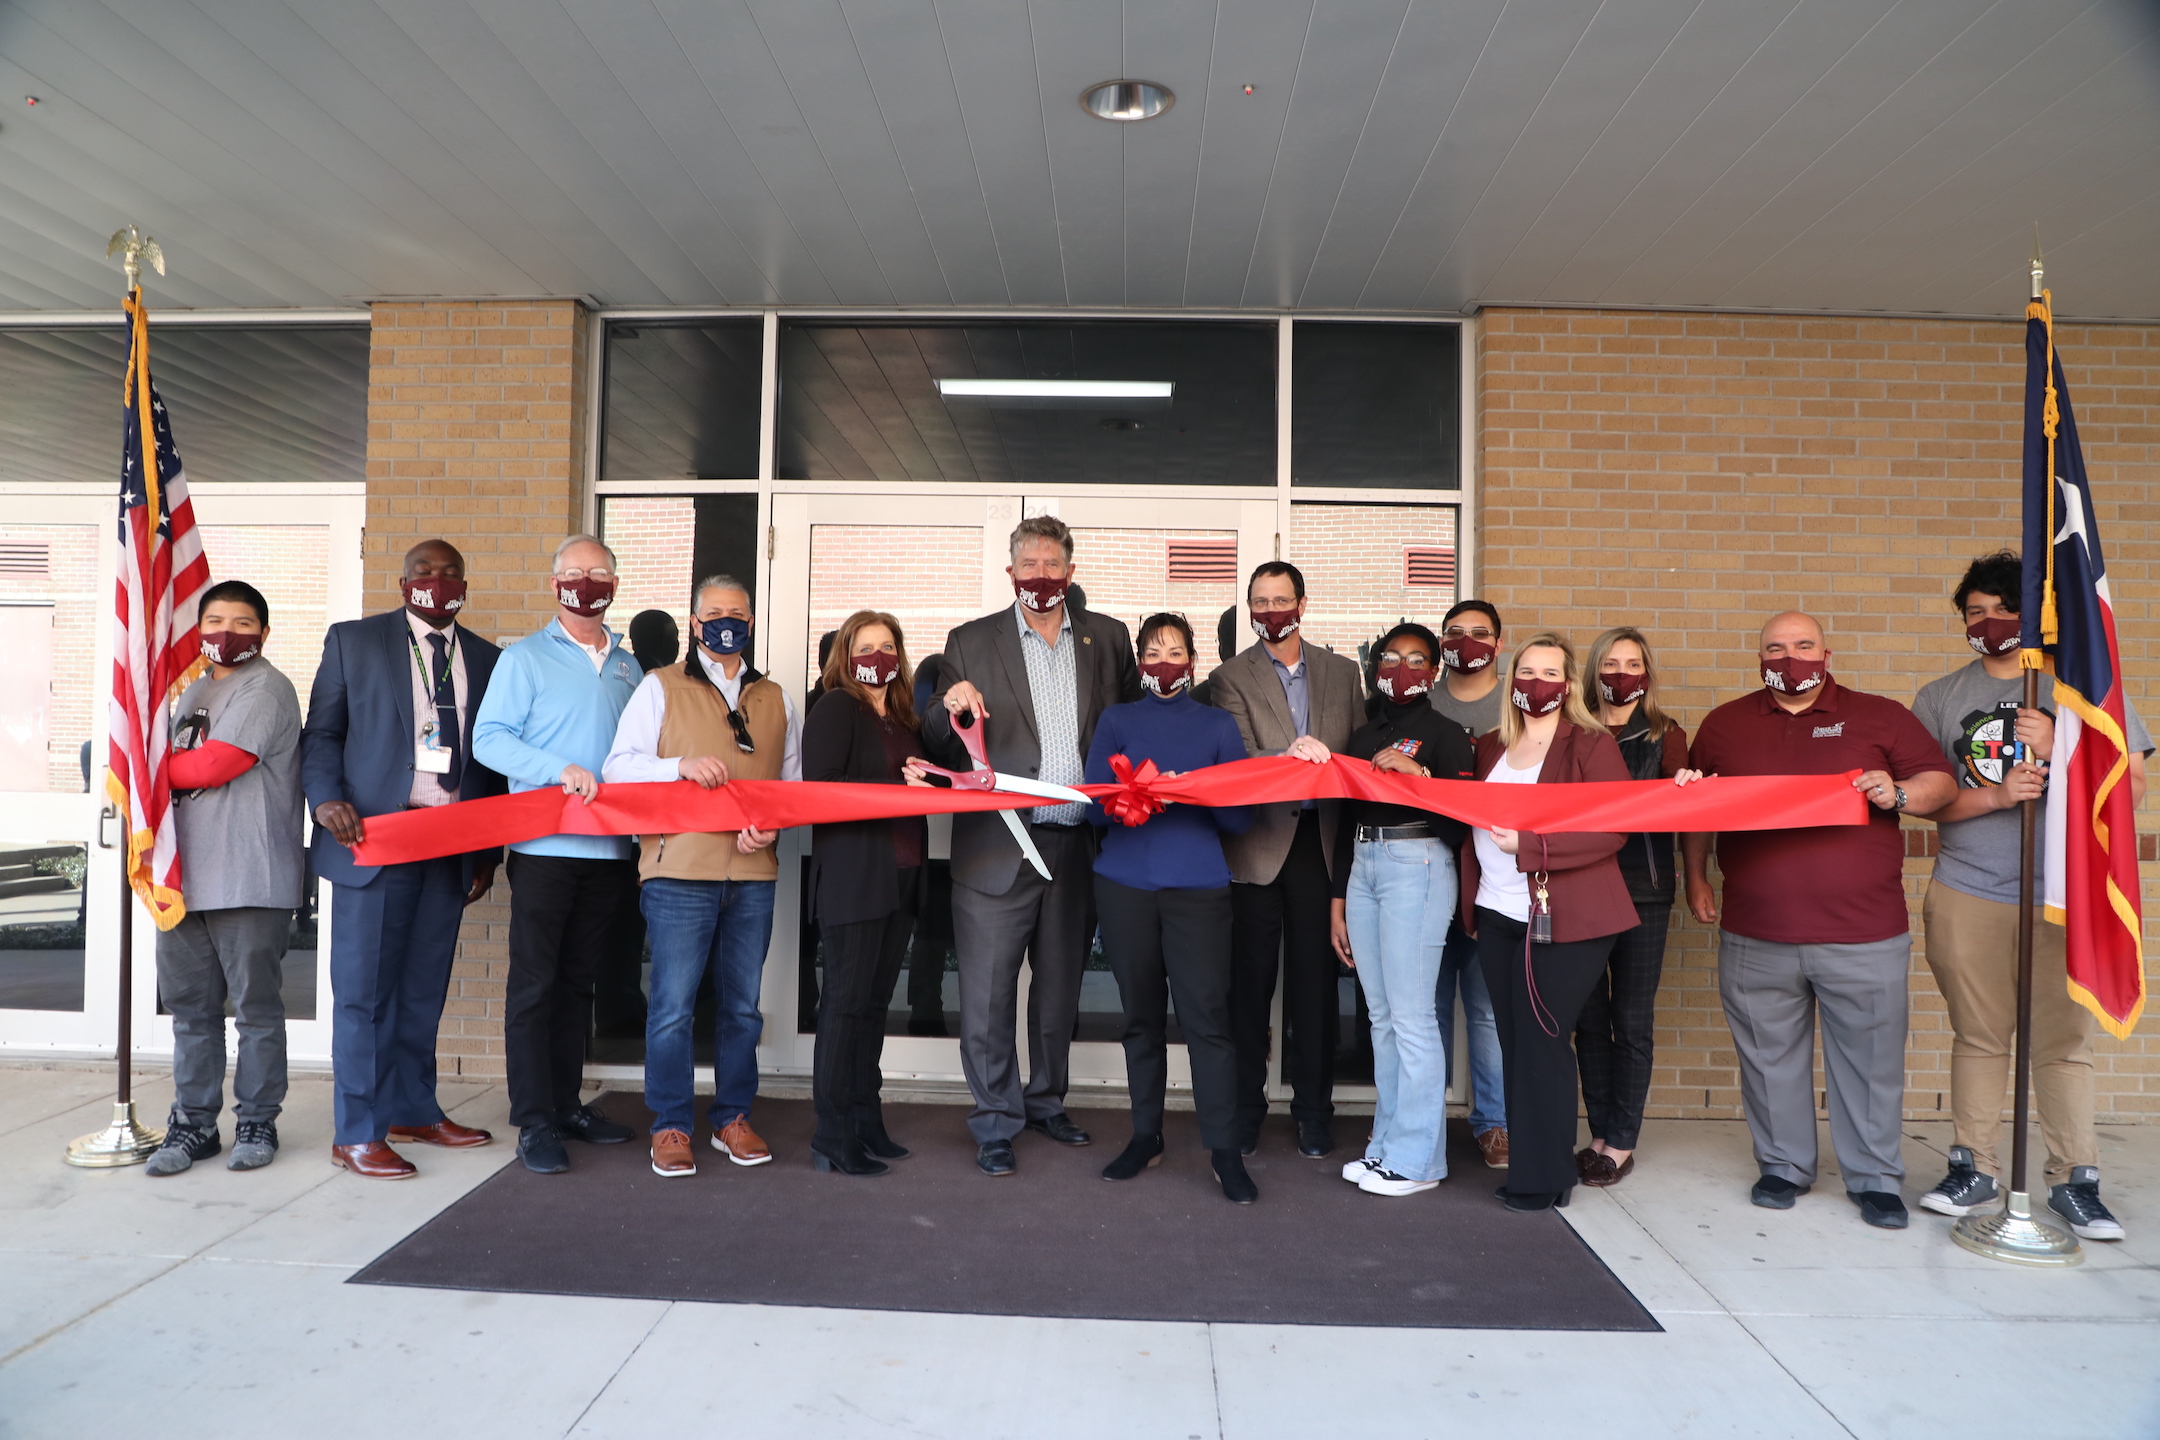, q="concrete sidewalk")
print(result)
[1,1061,2154,1439]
